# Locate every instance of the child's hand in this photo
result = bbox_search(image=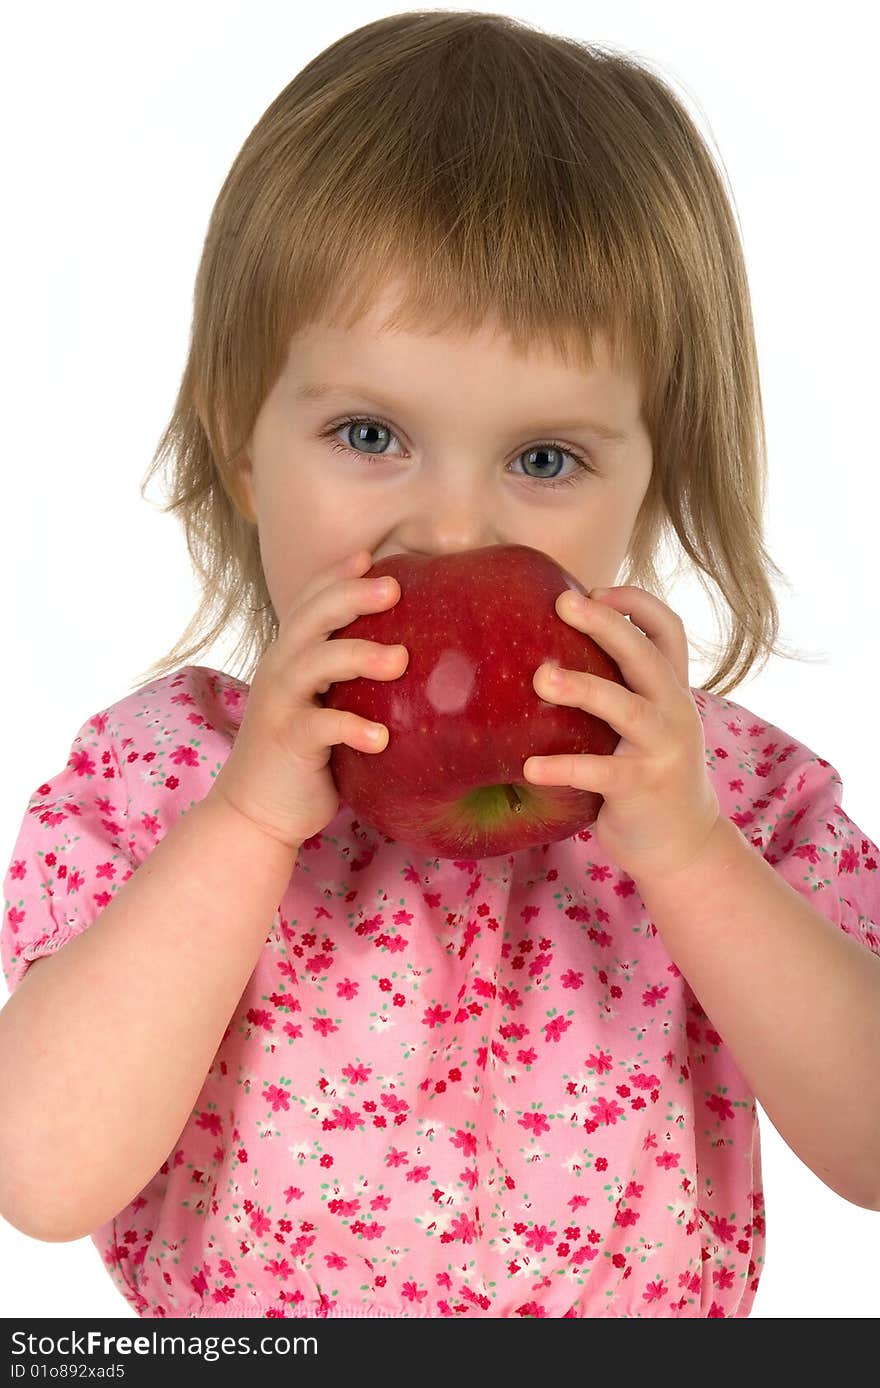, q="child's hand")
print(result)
[523,586,721,884]
[209,550,408,852]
